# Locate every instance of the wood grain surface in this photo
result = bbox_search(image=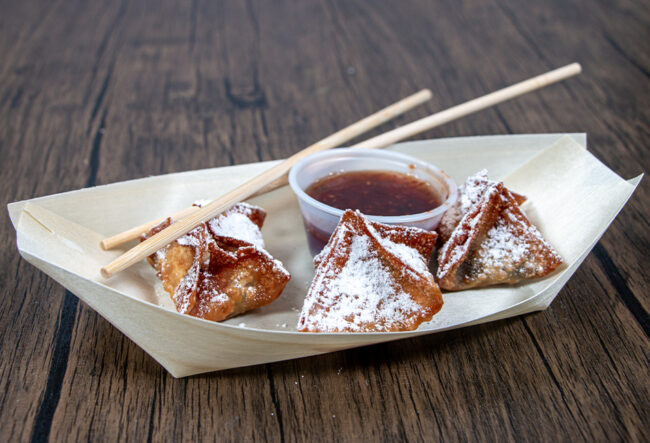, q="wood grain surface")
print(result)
[1,0,648,441]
